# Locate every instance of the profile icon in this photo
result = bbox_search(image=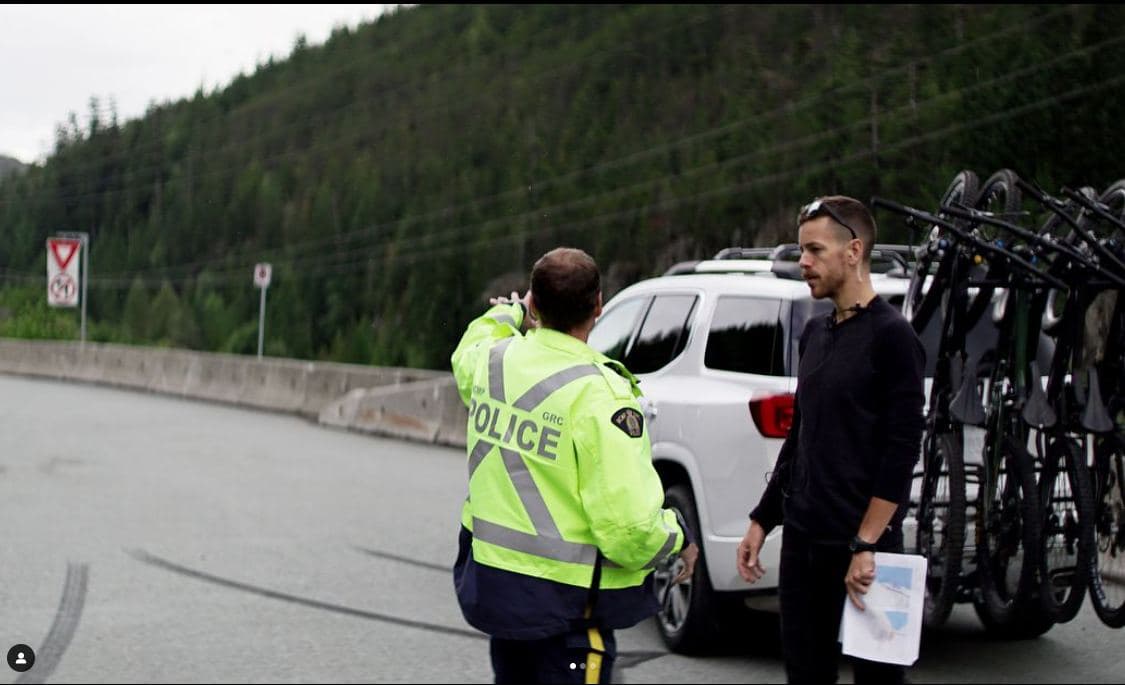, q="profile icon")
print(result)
[6,644,34,672]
